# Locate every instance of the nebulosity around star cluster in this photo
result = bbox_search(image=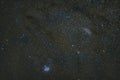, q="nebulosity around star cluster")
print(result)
[0,0,120,80]
[43,65,51,72]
